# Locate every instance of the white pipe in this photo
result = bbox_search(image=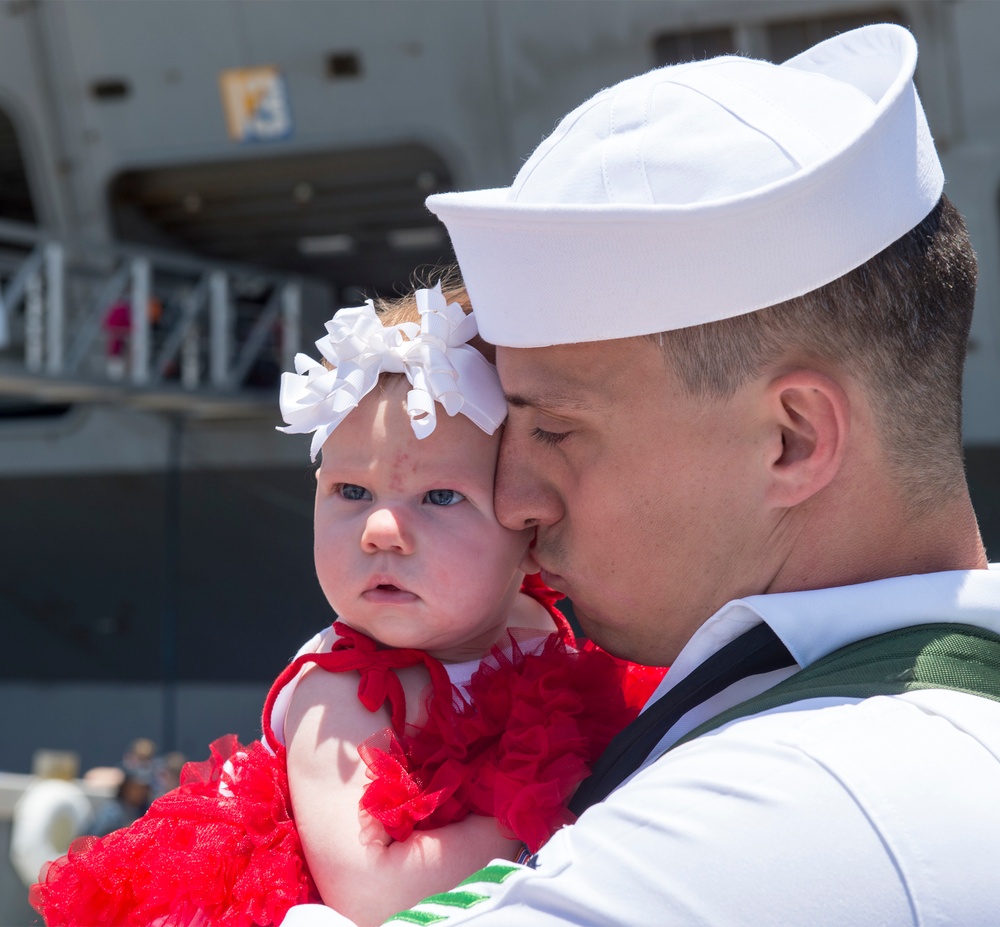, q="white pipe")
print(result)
[25,272,43,372]
[182,322,200,390]
[44,243,64,375]
[281,281,301,374]
[129,257,152,385]
[209,271,229,387]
